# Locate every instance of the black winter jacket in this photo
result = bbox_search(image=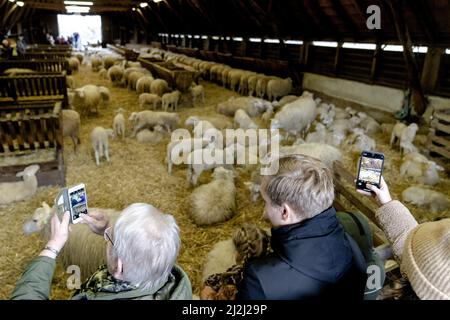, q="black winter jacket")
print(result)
[237,207,367,300]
